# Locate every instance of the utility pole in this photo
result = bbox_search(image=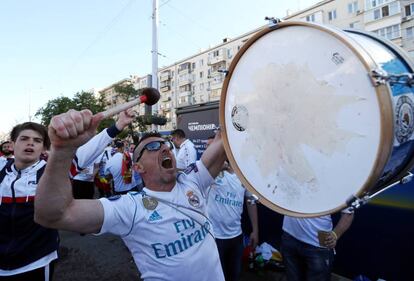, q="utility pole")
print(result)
[151,0,159,131]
